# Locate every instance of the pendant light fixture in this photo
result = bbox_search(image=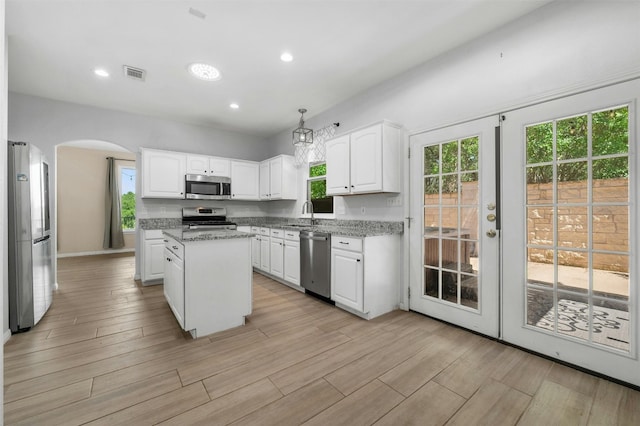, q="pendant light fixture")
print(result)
[292,108,313,146]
